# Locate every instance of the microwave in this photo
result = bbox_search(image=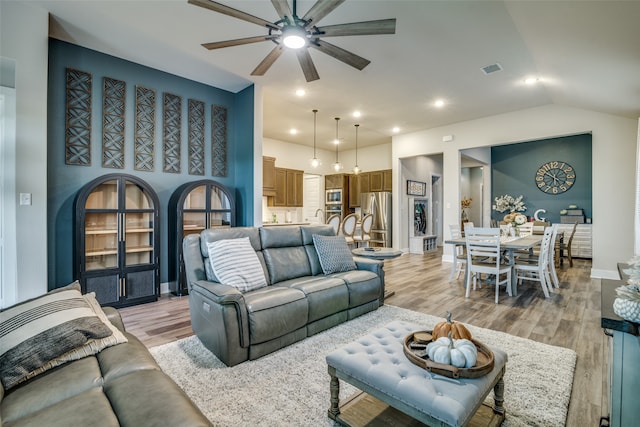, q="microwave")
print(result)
[325,189,343,205]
